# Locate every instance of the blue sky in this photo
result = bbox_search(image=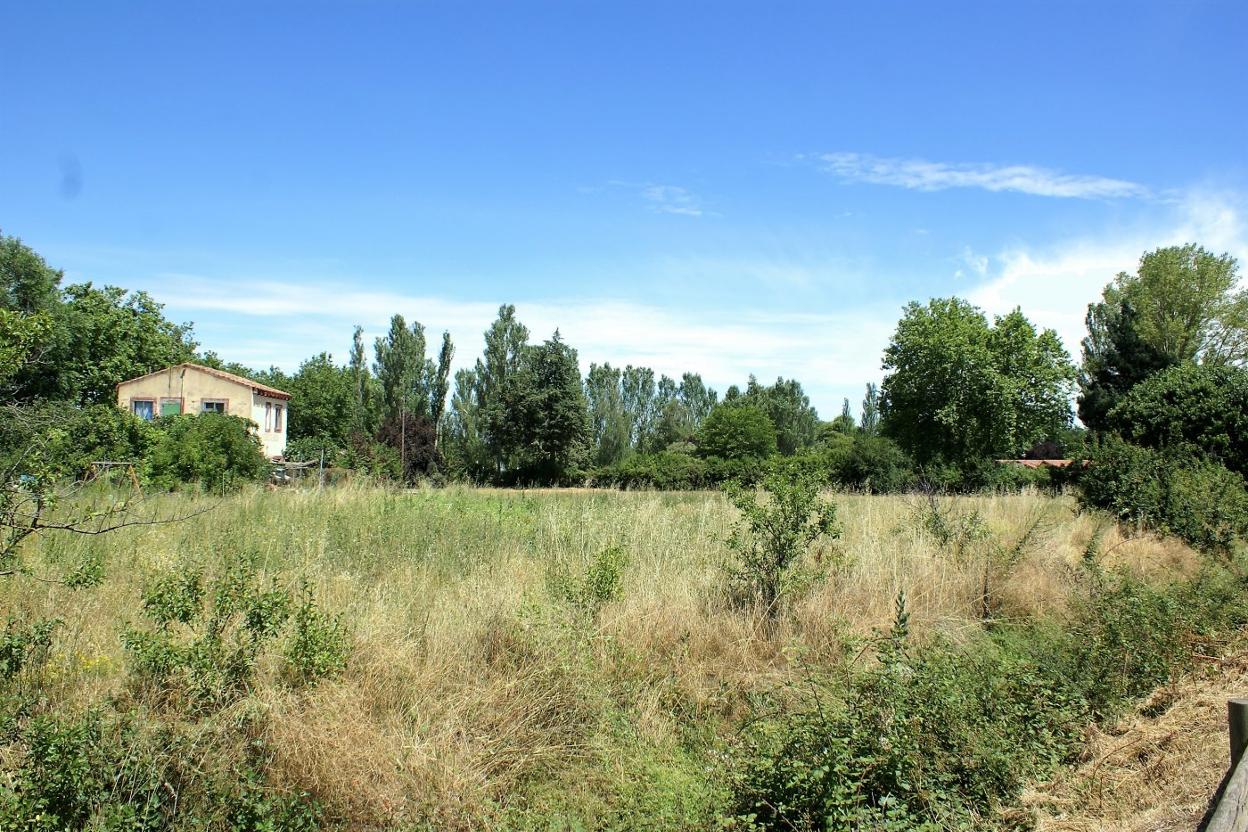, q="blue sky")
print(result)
[3,1,1246,417]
